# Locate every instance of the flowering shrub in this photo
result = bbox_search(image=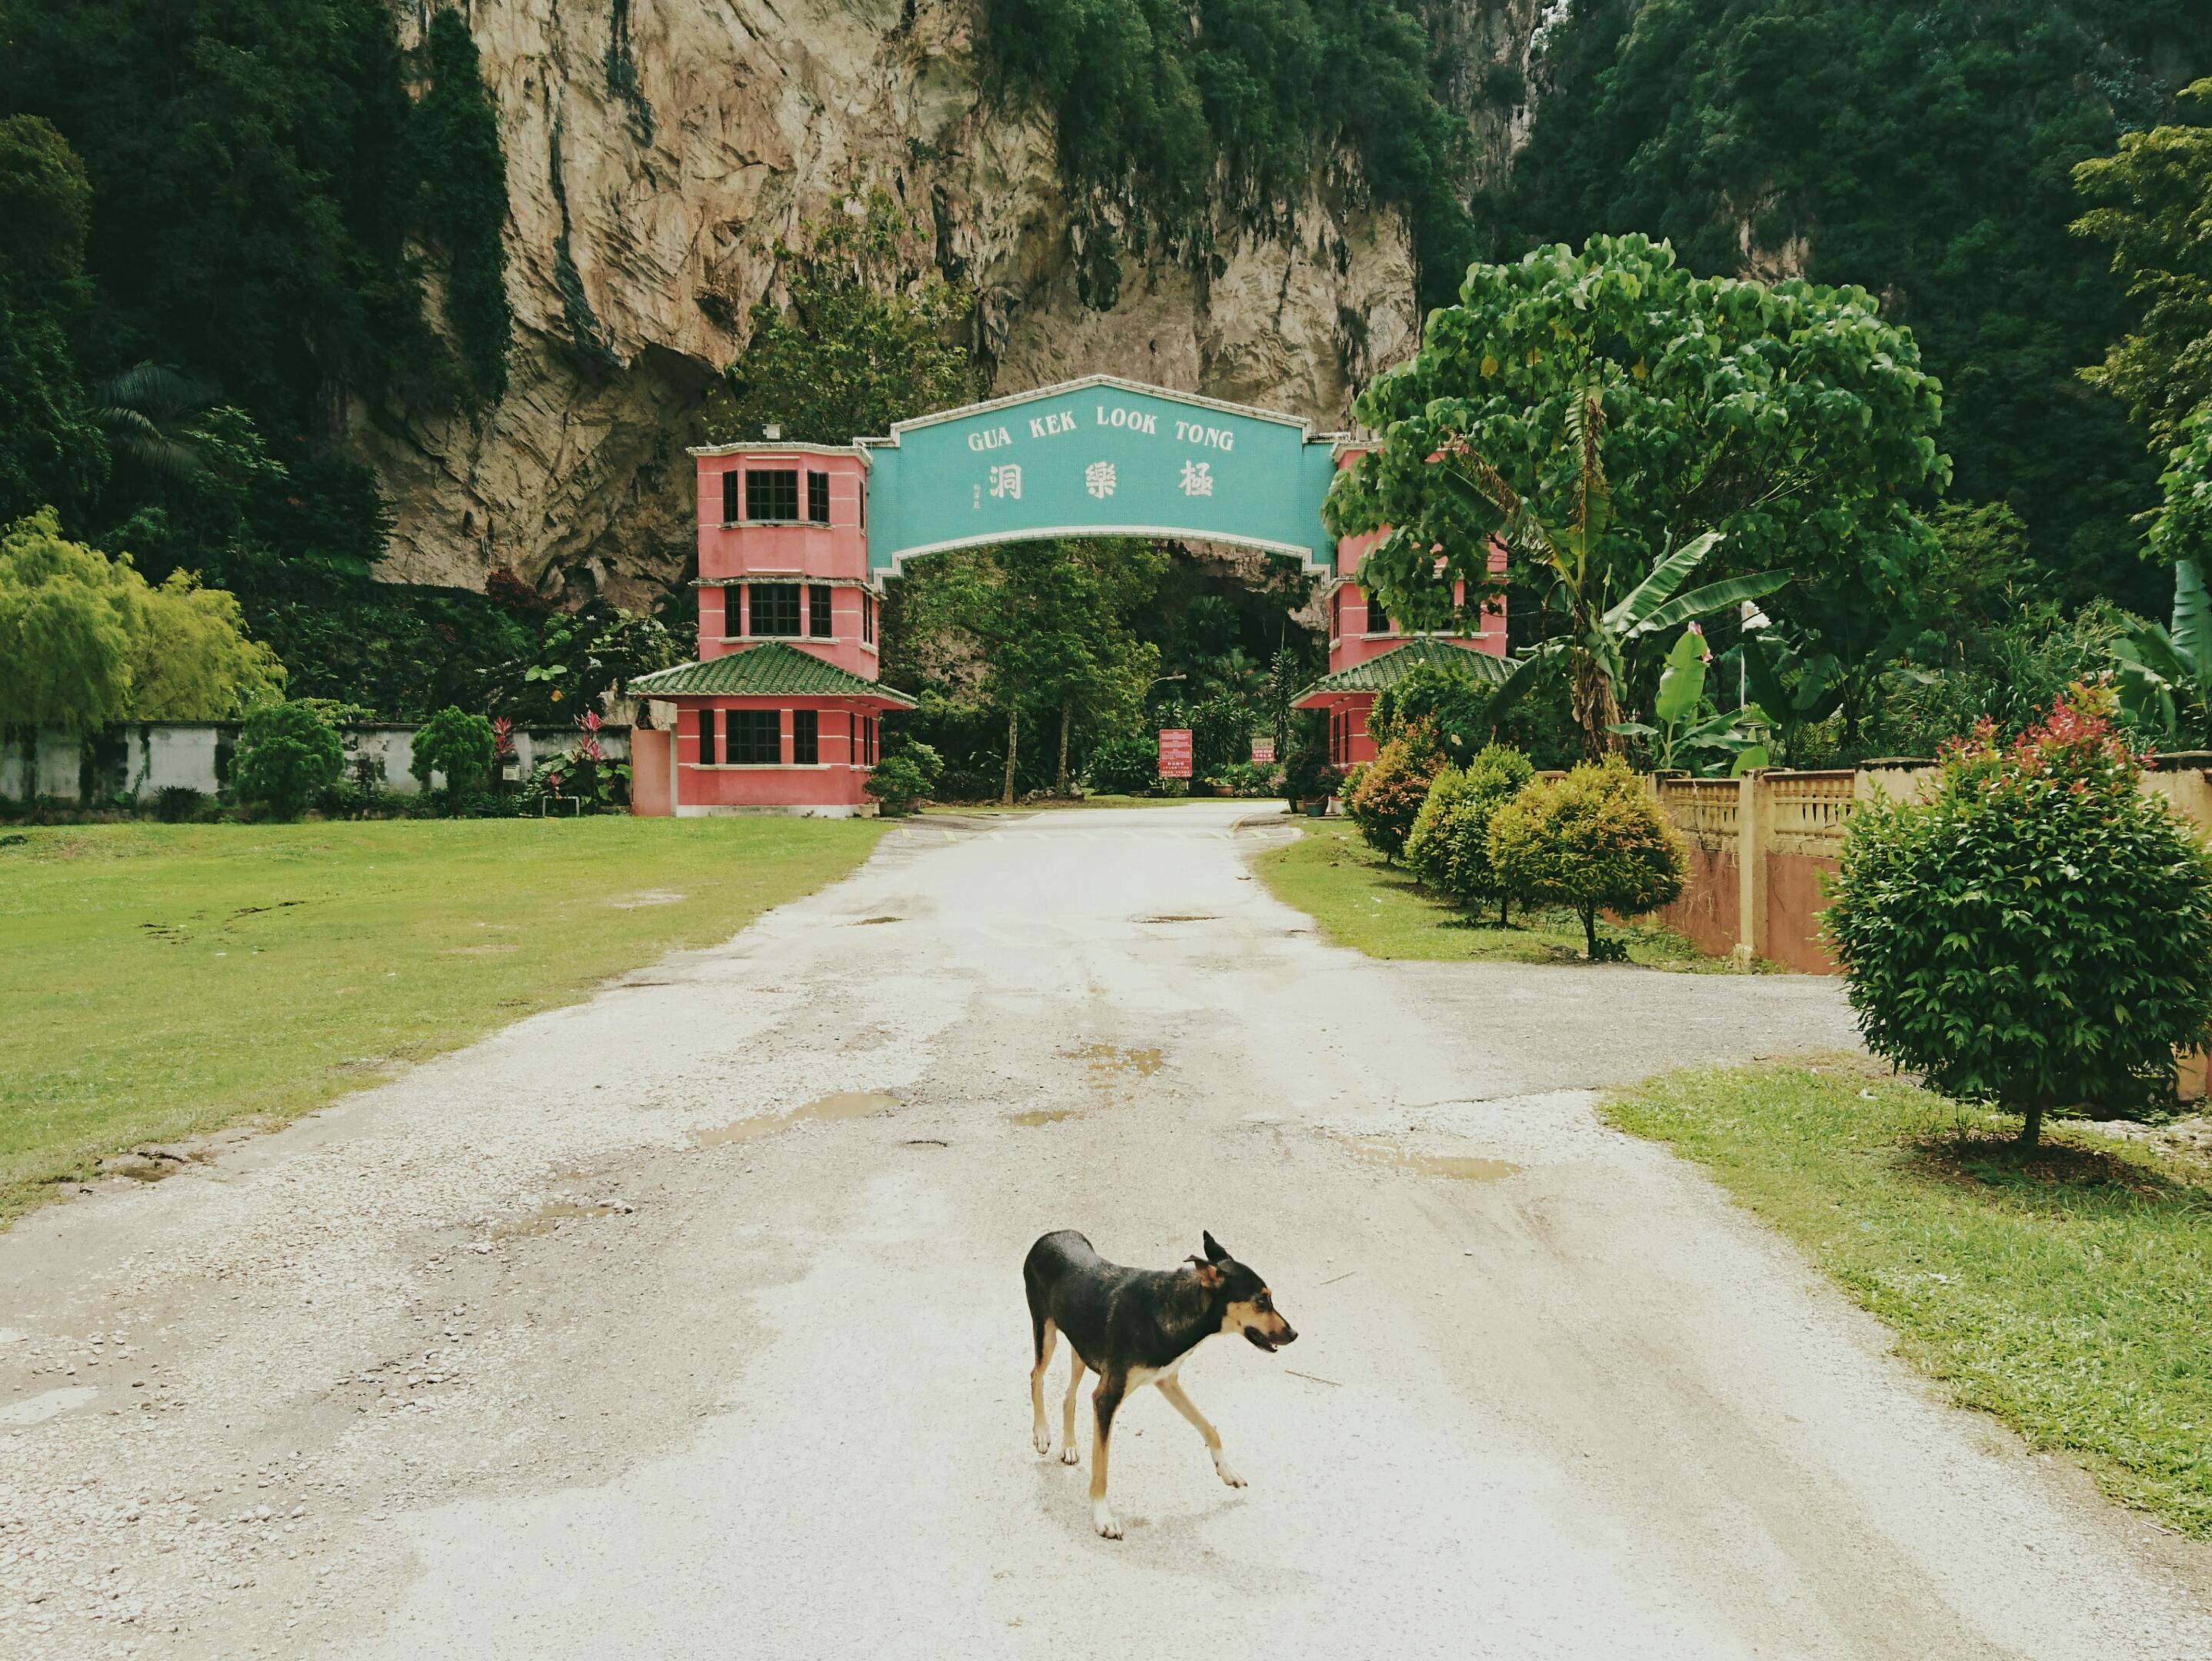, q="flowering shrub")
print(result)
[1404,744,1534,920]
[1825,687,2212,1146]
[1343,721,1446,861]
[1487,754,1685,960]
